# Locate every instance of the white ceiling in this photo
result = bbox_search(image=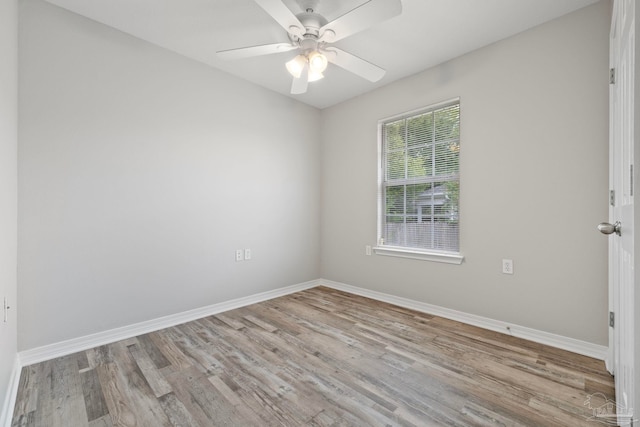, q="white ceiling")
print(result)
[43,0,599,109]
